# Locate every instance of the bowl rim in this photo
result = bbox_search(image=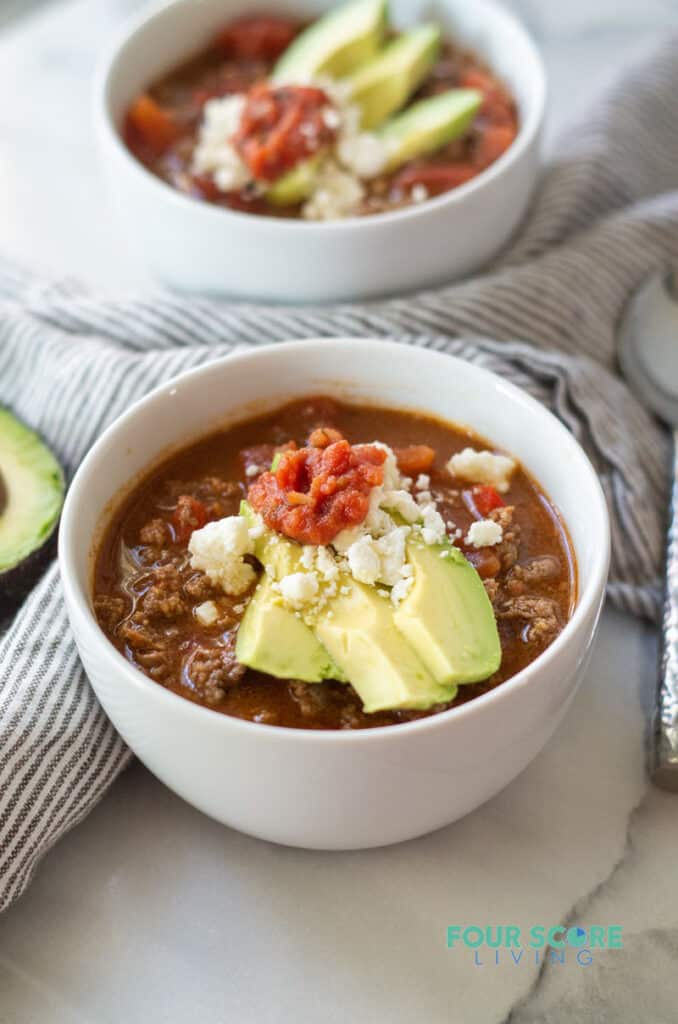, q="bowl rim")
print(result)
[59,338,611,746]
[94,0,547,234]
